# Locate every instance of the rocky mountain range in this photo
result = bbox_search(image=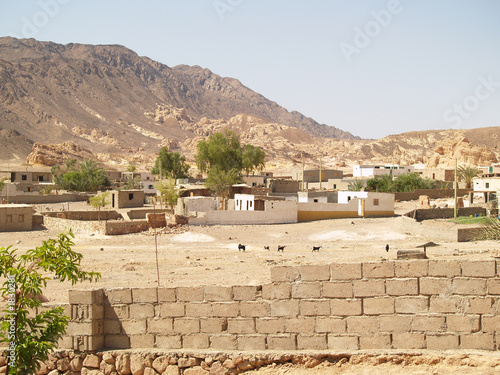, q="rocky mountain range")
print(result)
[1,37,499,171]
